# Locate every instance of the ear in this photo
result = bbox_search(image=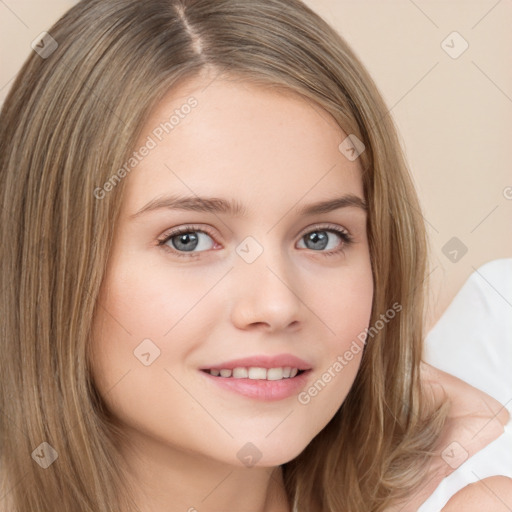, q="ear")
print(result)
[441,476,512,511]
